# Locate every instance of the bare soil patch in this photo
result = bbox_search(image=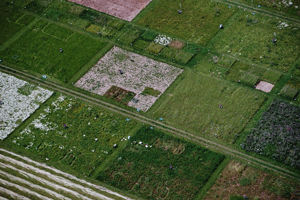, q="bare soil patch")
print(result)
[255,81,274,93]
[169,40,185,50]
[68,0,153,21]
[104,86,136,105]
[204,160,300,200]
